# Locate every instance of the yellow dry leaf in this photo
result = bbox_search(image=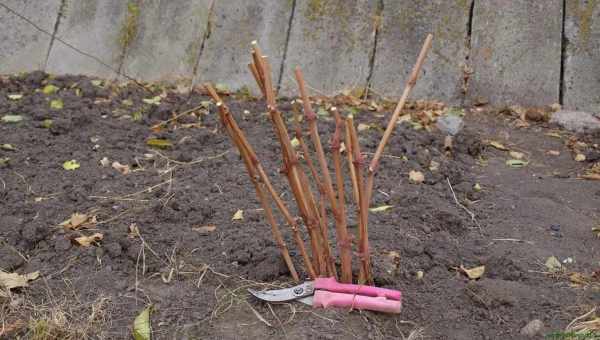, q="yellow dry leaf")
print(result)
[369,205,393,213]
[489,141,508,151]
[409,170,425,184]
[569,272,589,286]
[69,213,88,229]
[461,265,485,279]
[509,151,525,159]
[74,233,103,247]
[132,305,152,340]
[290,137,300,148]
[0,271,39,290]
[546,150,560,156]
[545,256,562,272]
[232,209,244,221]
[128,223,141,238]
[62,159,80,170]
[575,153,586,162]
